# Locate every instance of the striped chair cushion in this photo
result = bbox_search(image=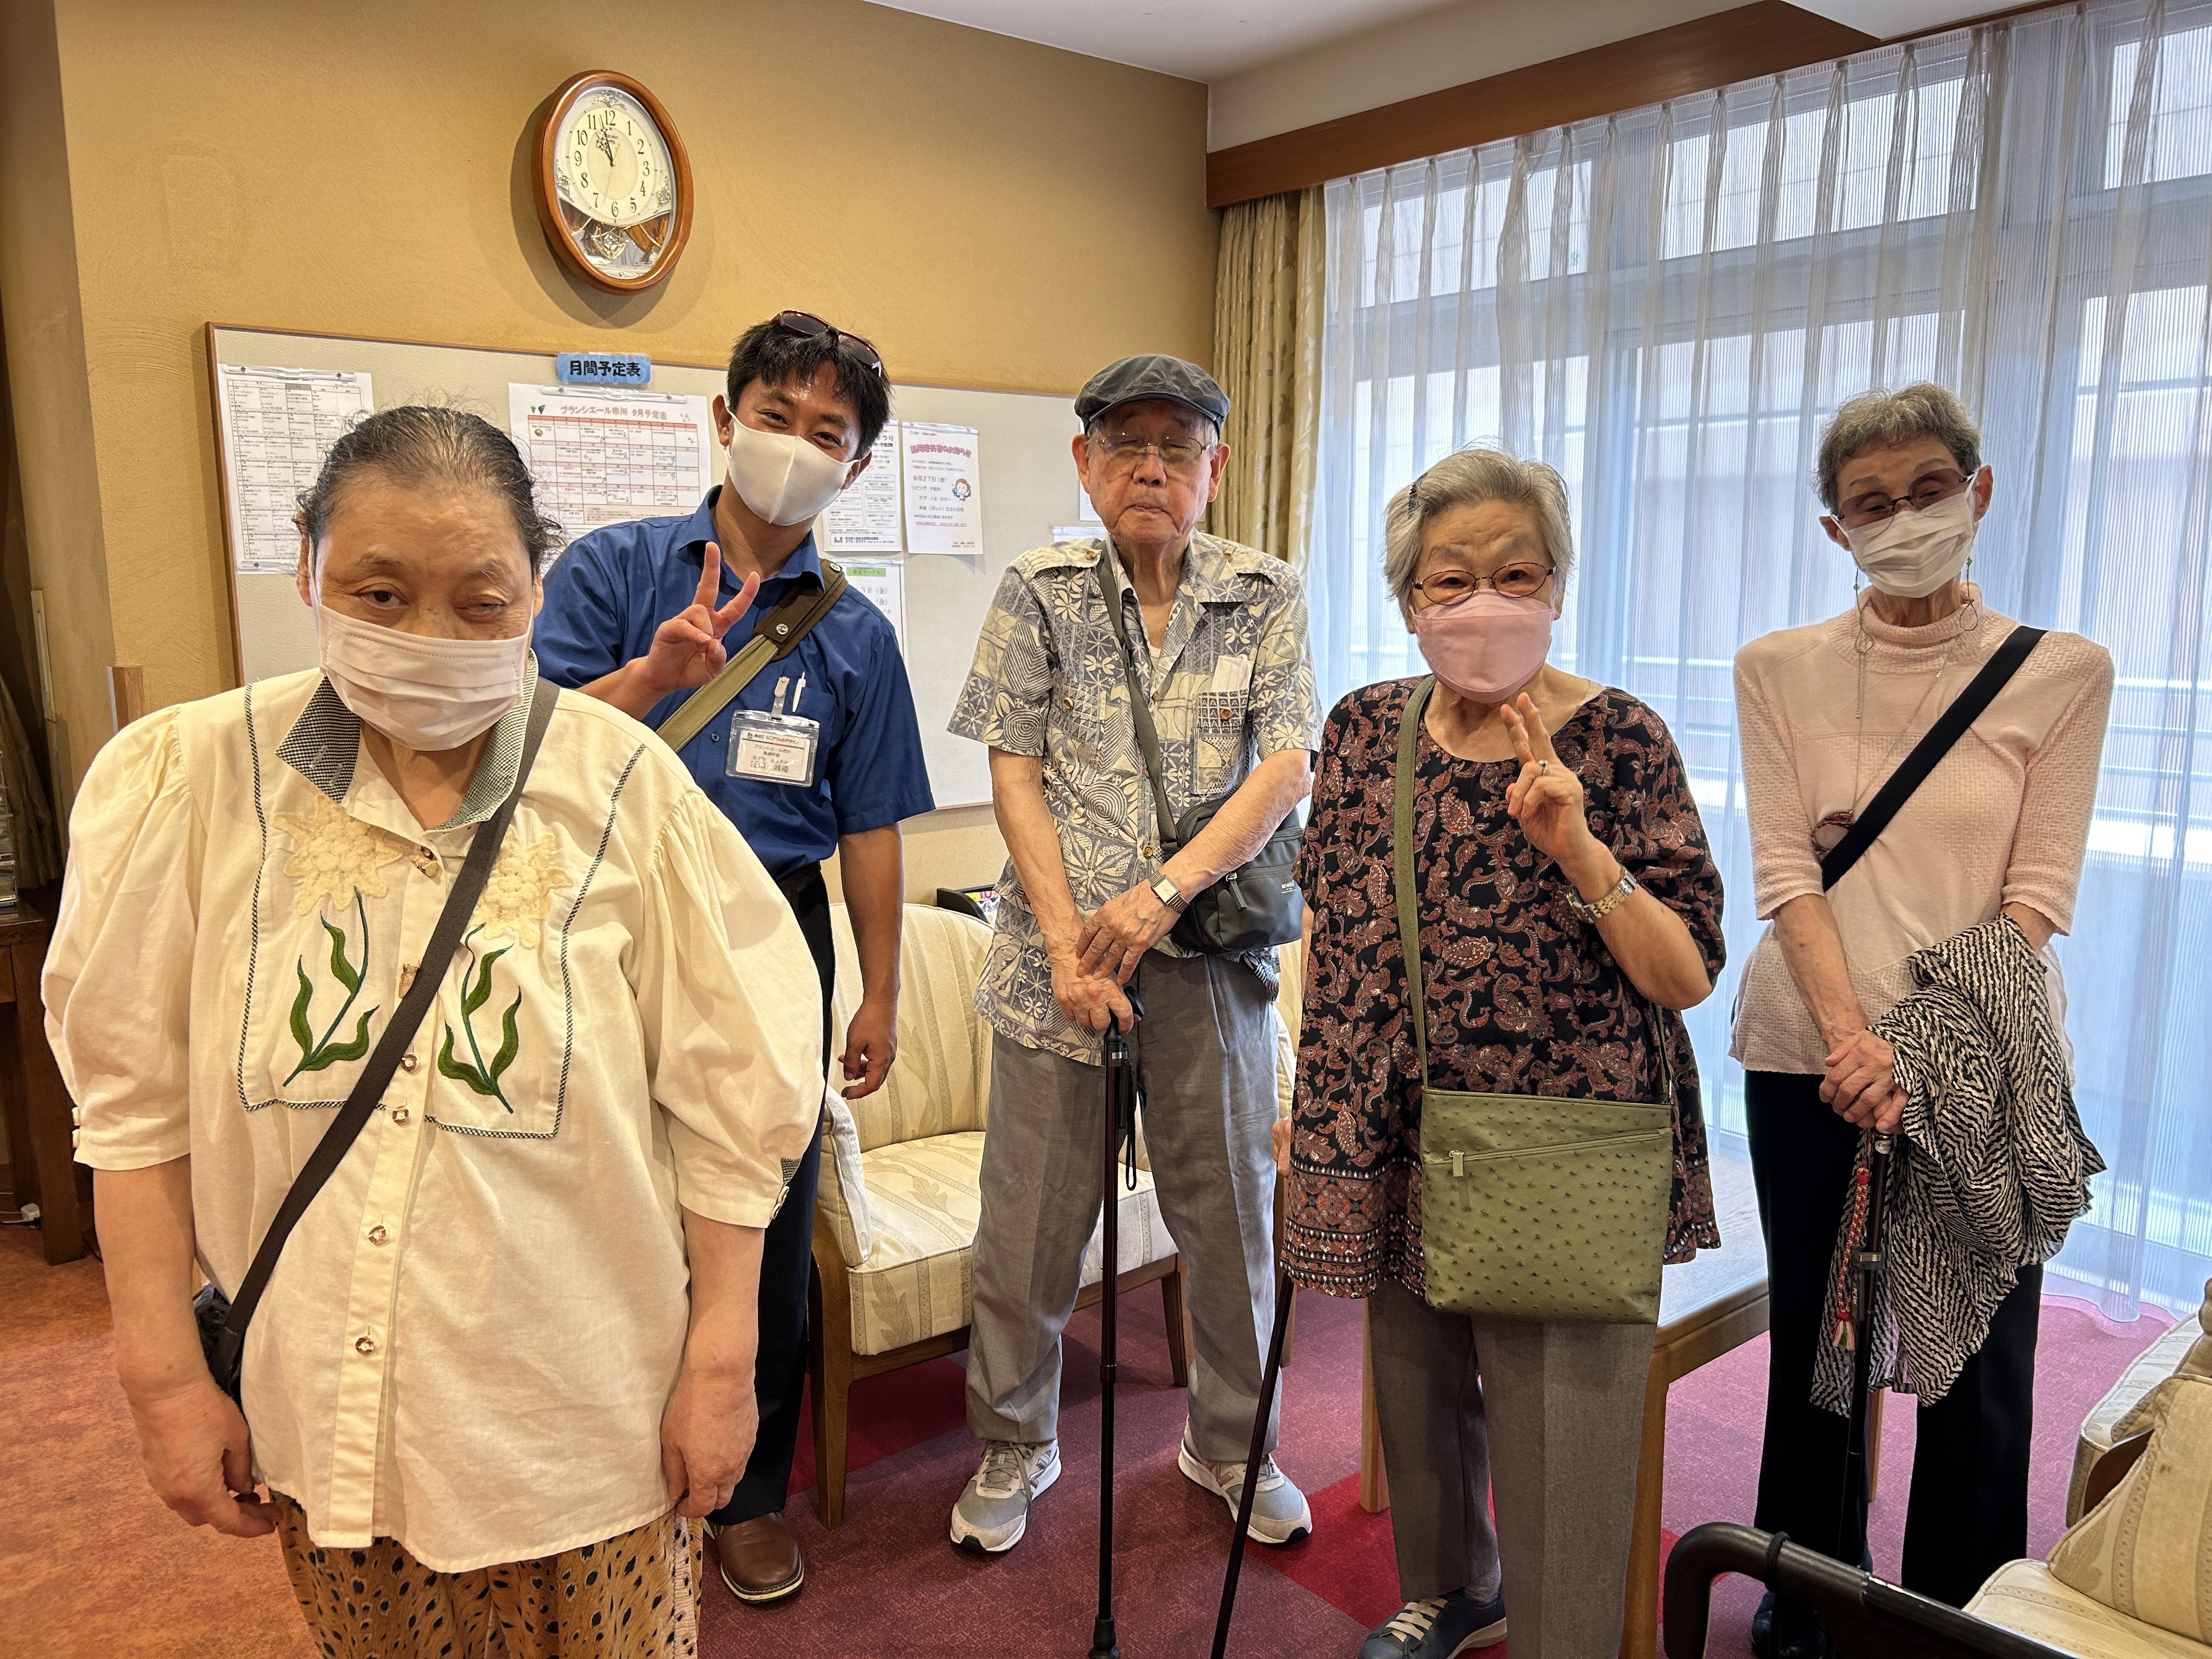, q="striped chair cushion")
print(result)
[2049,1374,2212,1646]
[844,1131,1175,1358]
[1970,1560,2211,1658]
[2070,1279,2212,1524]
